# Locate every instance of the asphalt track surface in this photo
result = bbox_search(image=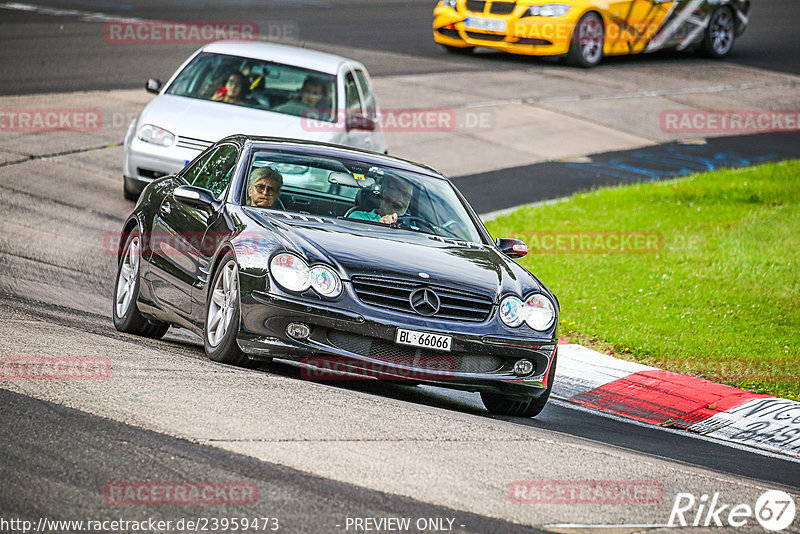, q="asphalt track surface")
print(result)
[0,0,799,96]
[2,376,799,530]
[0,388,545,534]
[1,1,800,531]
[459,132,800,213]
